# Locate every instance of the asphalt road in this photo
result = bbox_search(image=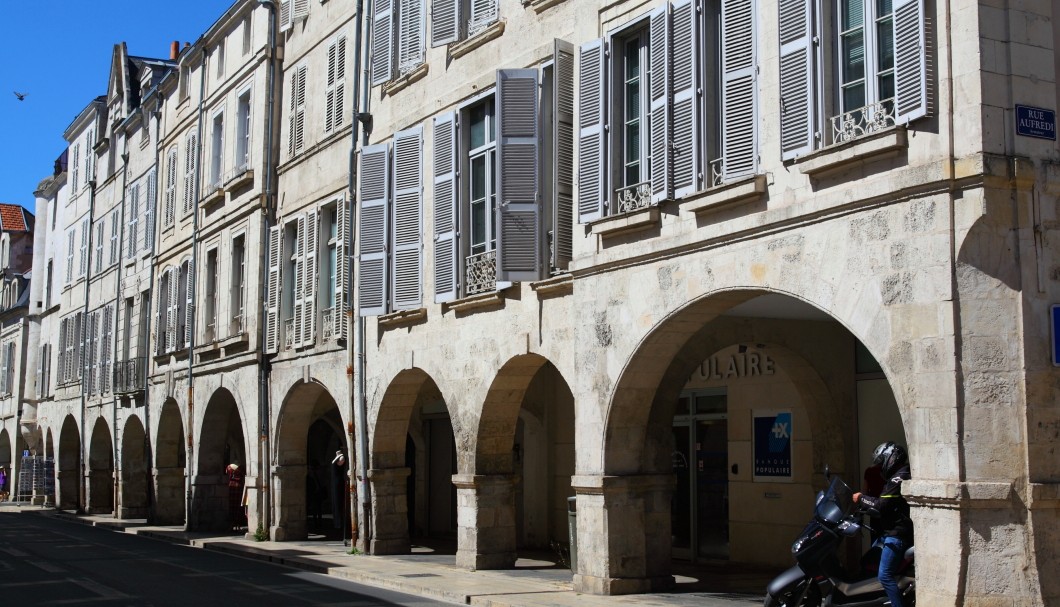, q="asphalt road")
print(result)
[0,511,454,607]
